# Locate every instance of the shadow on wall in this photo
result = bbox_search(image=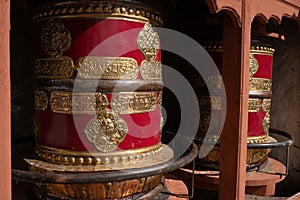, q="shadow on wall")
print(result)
[271,25,300,196]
